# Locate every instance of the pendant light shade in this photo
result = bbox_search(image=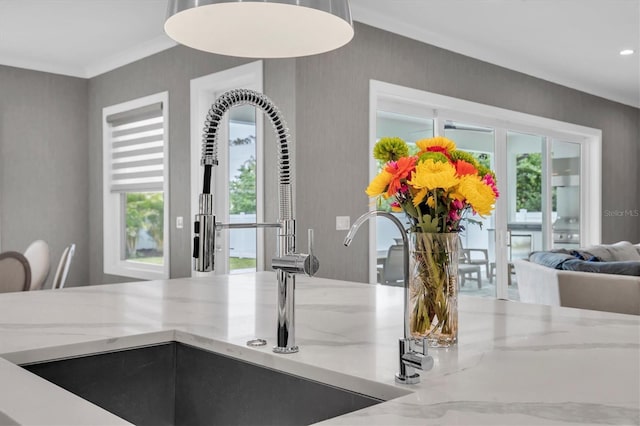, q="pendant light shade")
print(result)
[165,0,354,58]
